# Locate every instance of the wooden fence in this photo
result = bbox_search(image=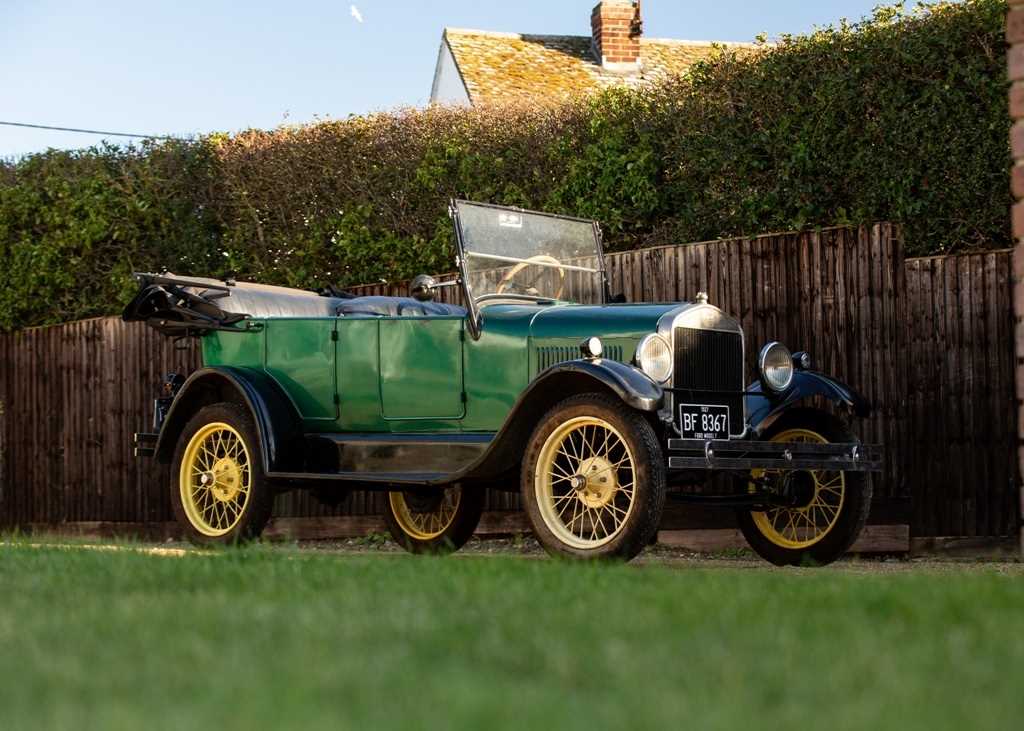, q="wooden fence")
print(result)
[0,223,1017,539]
